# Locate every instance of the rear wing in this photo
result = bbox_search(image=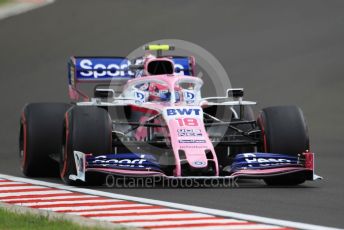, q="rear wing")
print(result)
[168,56,195,76]
[68,56,196,101]
[68,57,134,101]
